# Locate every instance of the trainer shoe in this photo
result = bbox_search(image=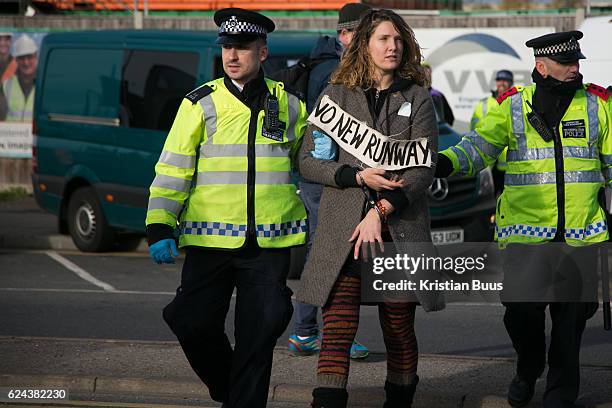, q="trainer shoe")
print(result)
[287,334,320,356]
[350,340,370,360]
